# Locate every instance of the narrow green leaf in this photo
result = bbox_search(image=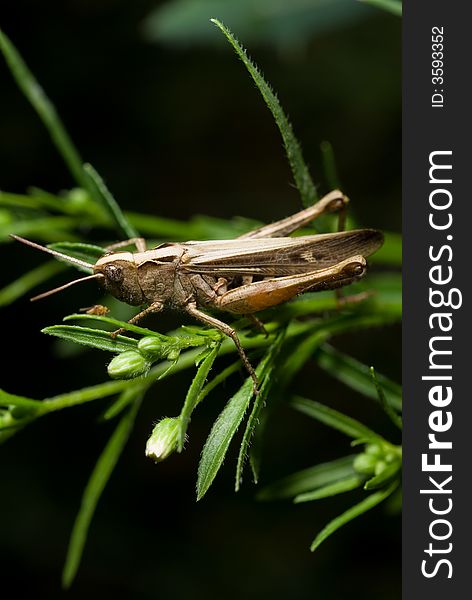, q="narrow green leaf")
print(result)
[359,0,402,17]
[83,163,139,239]
[257,455,357,501]
[364,461,401,490]
[0,389,41,409]
[62,398,141,588]
[211,18,318,207]
[197,376,254,501]
[0,260,66,306]
[235,369,273,491]
[279,328,330,388]
[49,242,105,270]
[197,359,242,404]
[291,396,381,441]
[100,385,144,421]
[1,216,80,241]
[320,141,341,190]
[42,325,138,353]
[317,344,402,412]
[370,367,402,428]
[0,30,92,195]
[178,342,221,450]
[294,475,364,503]
[0,189,66,212]
[62,313,167,339]
[197,347,274,500]
[310,482,398,551]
